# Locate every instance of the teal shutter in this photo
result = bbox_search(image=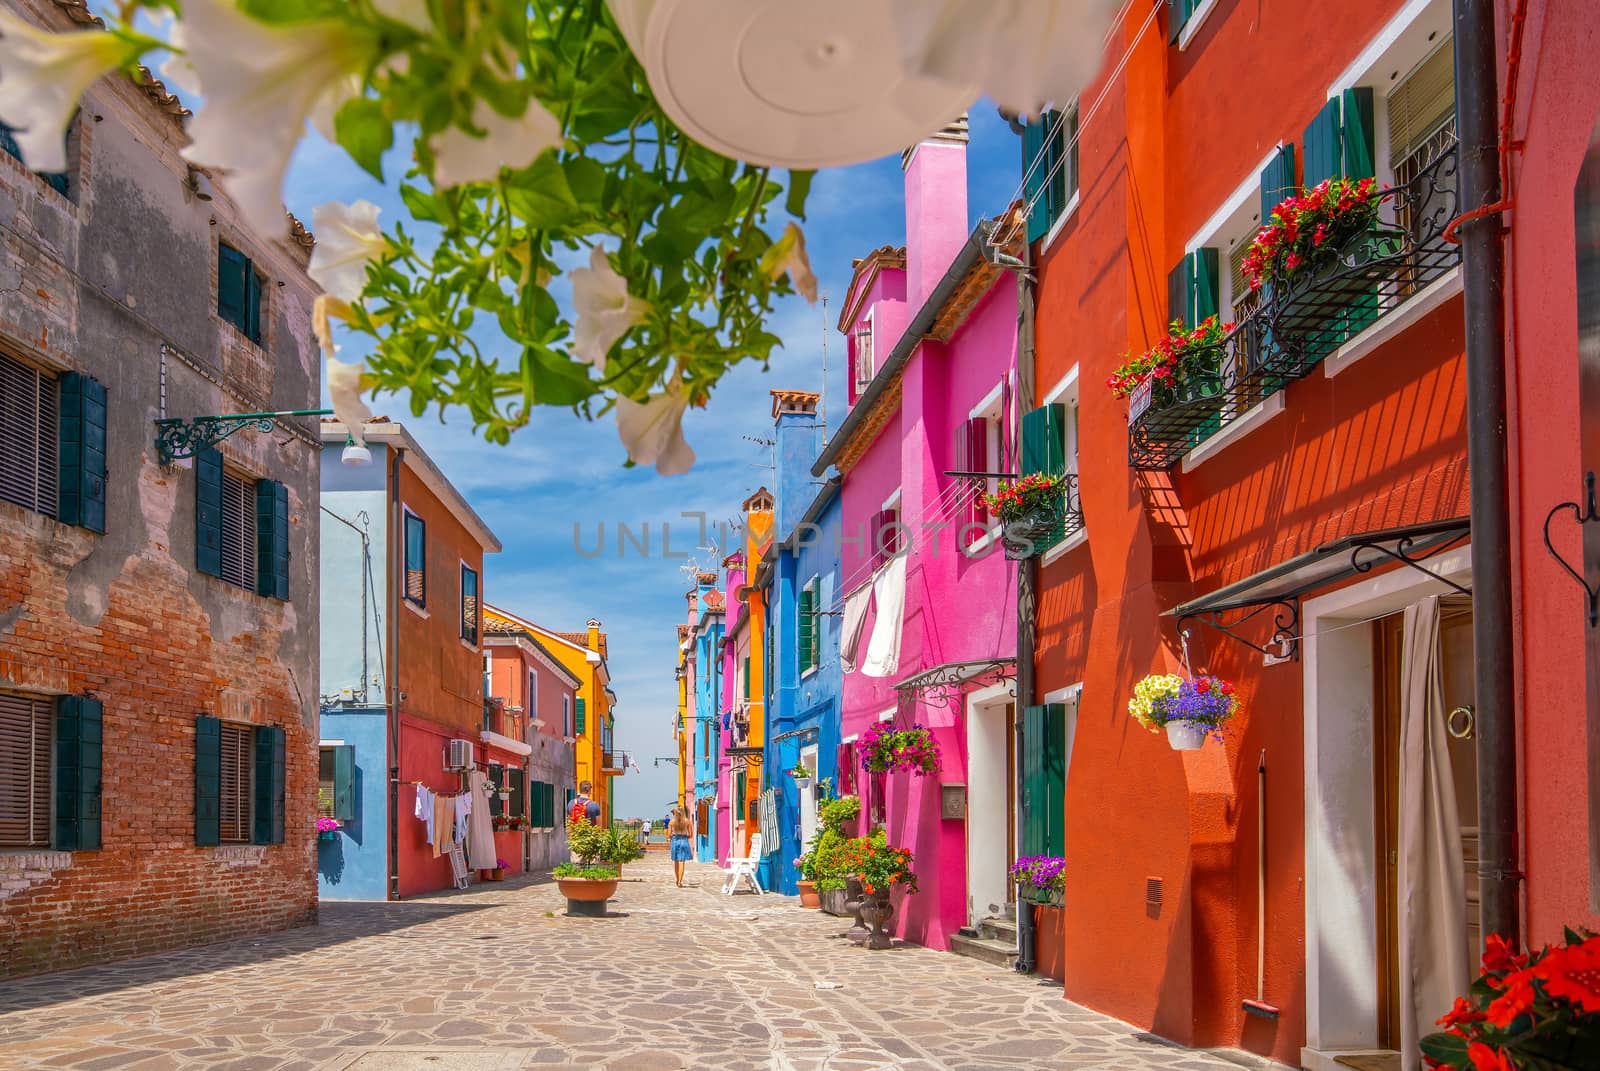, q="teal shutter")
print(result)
[1022,705,1044,856]
[1167,0,1186,43]
[1167,257,1194,328]
[798,587,816,672]
[53,696,102,851]
[218,243,249,332]
[1259,144,1297,222]
[332,744,355,821]
[195,714,221,846]
[195,446,223,578]
[489,762,504,817]
[252,724,284,845]
[1341,87,1376,180]
[1023,118,1050,244]
[1191,248,1220,322]
[1041,703,1067,858]
[255,479,289,600]
[1302,97,1344,190]
[1021,404,1067,478]
[245,265,263,344]
[575,697,586,735]
[57,373,107,533]
[1044,110,1067,228]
